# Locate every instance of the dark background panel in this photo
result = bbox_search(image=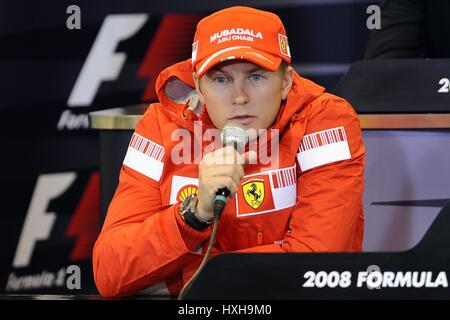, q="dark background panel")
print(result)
[0,0,376,294]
